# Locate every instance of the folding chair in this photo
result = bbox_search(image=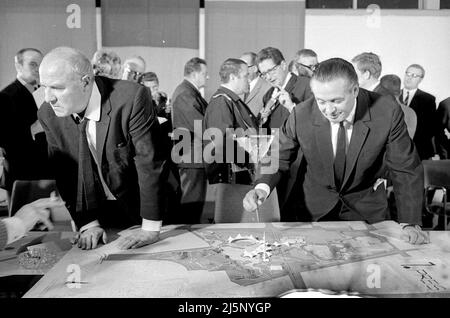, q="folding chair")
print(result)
[9,180,74,231]
[422,160,450,230]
